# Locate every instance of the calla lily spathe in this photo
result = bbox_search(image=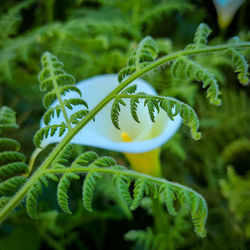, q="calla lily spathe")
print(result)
[212,0,245,29]
[41,74,182,176]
